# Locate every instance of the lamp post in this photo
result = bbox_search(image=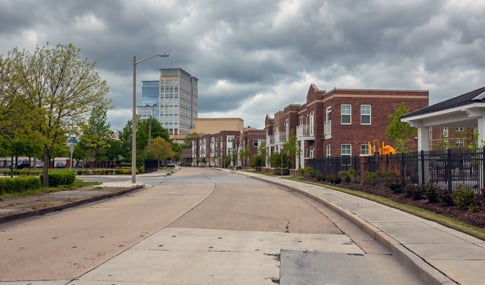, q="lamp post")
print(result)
[146,104,157,153]
[132,54,168,183]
